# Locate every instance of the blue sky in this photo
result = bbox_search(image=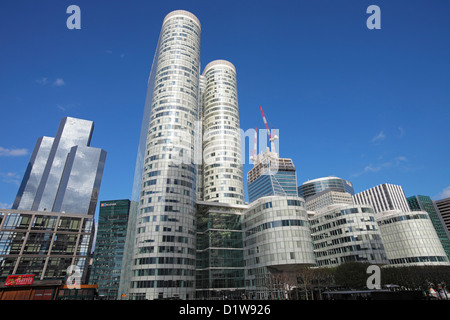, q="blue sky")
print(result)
[1,0,449,219]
